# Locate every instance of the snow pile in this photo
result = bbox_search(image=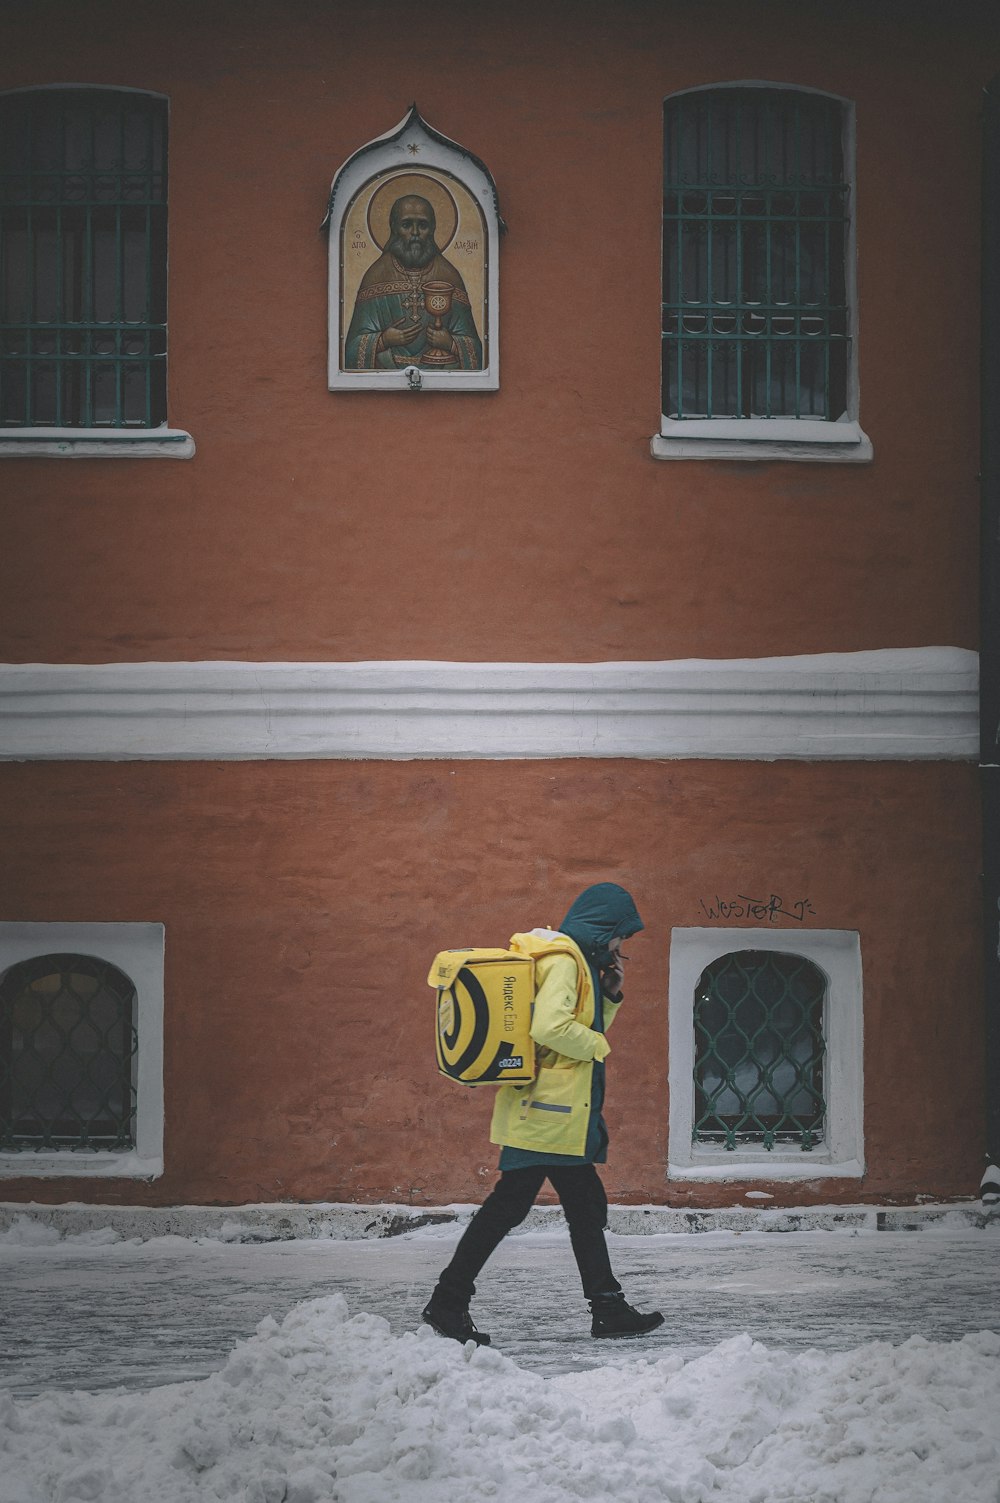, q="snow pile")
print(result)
[0,1214,62,1247]
[1,1295,998,1503]
[0,1214,124,1248]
